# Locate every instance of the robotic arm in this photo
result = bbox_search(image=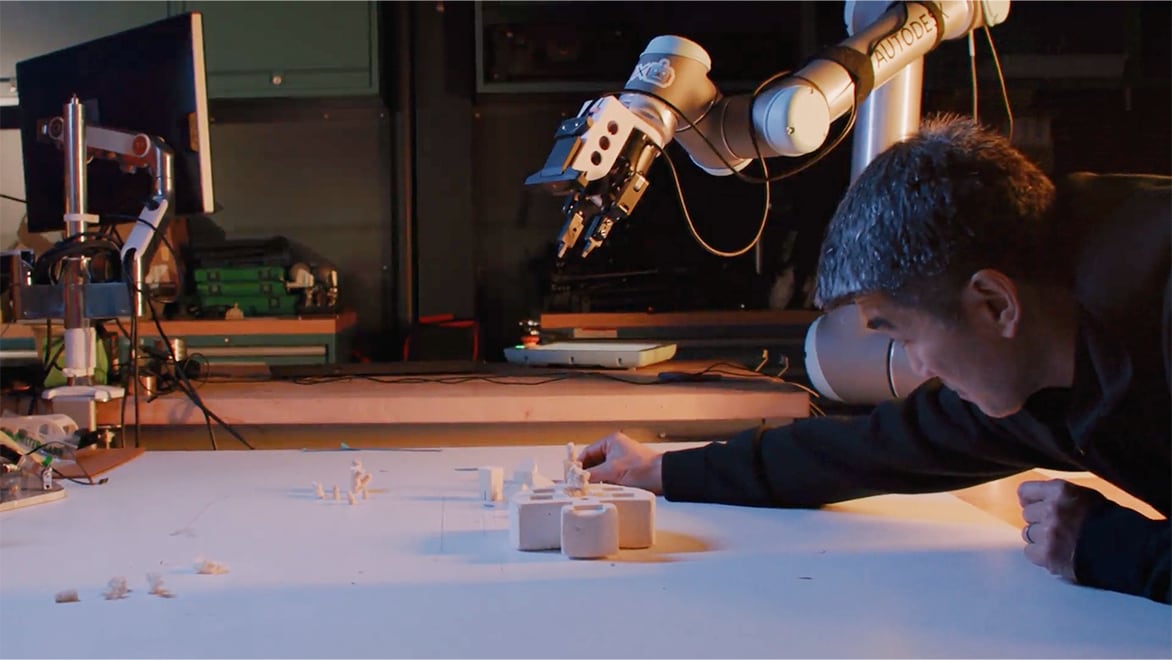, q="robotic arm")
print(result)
[524,0,1009,259]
